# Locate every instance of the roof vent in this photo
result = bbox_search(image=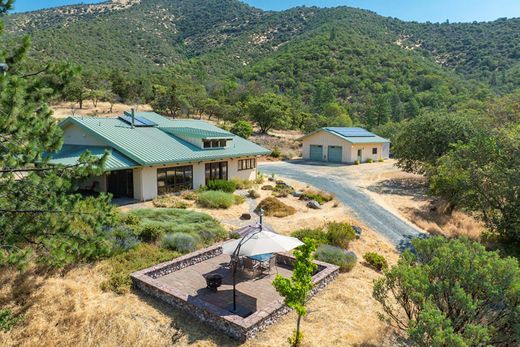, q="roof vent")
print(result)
[118,111,157,127]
